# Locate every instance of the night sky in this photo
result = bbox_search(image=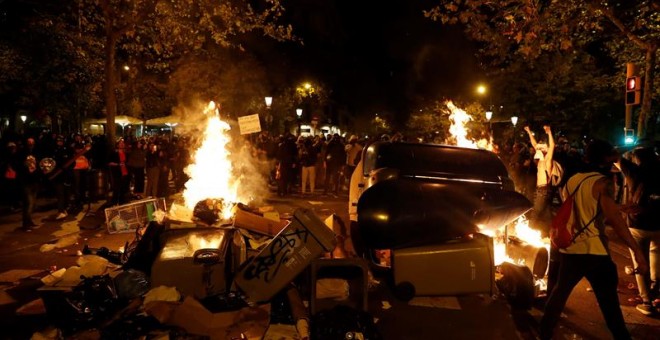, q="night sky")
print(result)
[256,0,483,124]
